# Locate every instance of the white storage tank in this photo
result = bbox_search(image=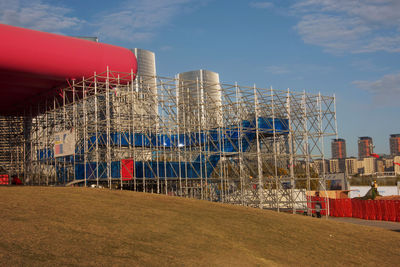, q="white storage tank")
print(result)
[176,69,222,129]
